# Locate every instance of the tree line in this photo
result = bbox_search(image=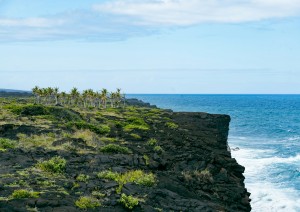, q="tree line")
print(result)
[31,86,125,108]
